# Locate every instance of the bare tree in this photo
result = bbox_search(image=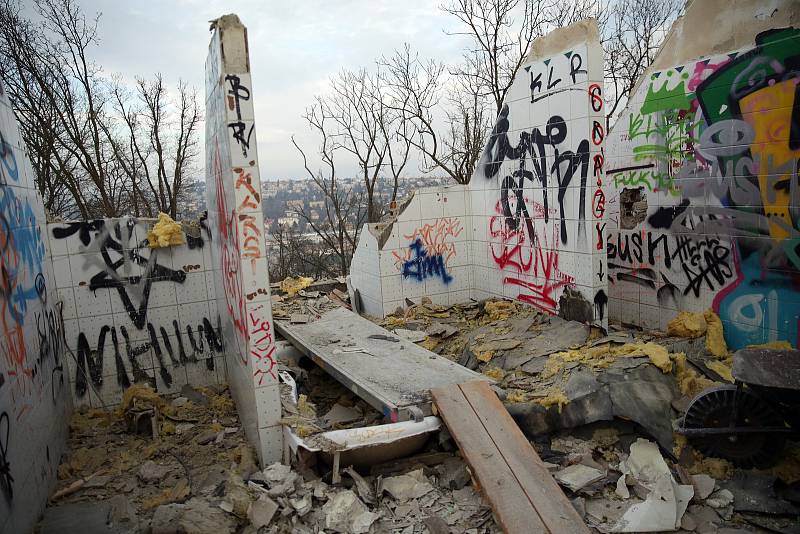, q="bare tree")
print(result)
[268,223,334,281]
[441,0,604,115]
[308,68,411,224]
[604,0,681,125]
[0,0,202,219]
[291,101,367,276]
[109,75,201,218]
[382,45,487,185]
